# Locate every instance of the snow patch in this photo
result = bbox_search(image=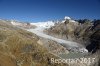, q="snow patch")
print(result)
[64,16,71,20]
[11,20,21,25]
[62,16,76,23]
[68,47,88,53]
